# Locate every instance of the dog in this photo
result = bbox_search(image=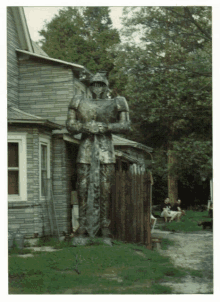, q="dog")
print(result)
[161,208,179,223]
